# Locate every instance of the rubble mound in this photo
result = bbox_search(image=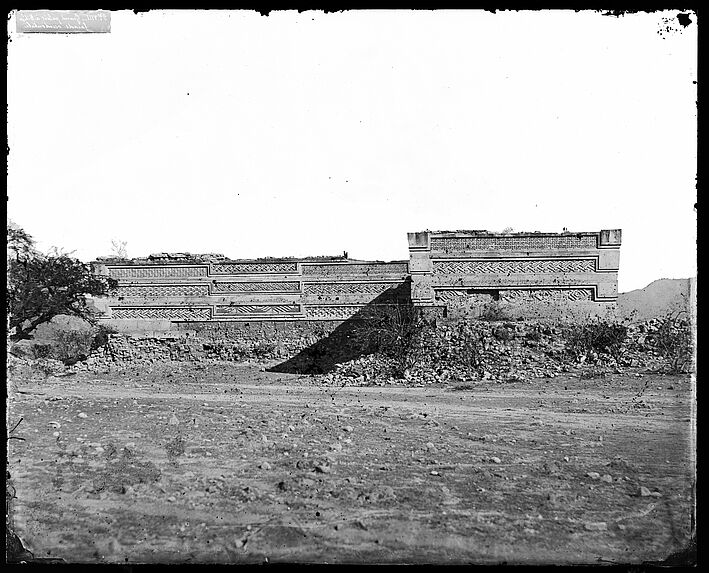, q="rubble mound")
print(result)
[317,317,692,387]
